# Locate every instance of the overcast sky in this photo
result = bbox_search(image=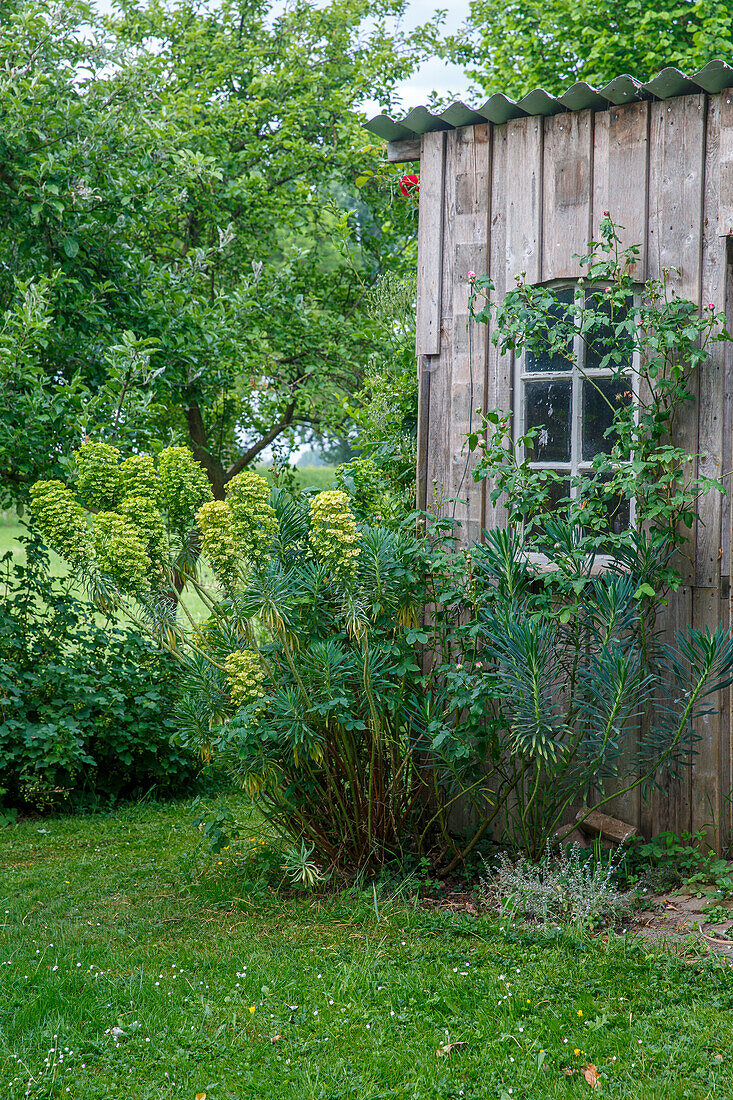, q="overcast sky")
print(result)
[94,0,474,117]
[384,0,472,114]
